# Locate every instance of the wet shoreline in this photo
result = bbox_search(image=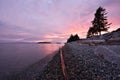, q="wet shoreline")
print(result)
[36,51,65,80]
[7,43,120,80]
